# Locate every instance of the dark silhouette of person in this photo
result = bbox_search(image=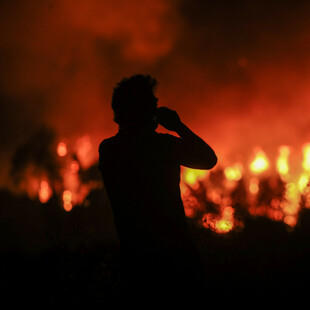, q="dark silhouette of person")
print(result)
[98,74,217,300]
